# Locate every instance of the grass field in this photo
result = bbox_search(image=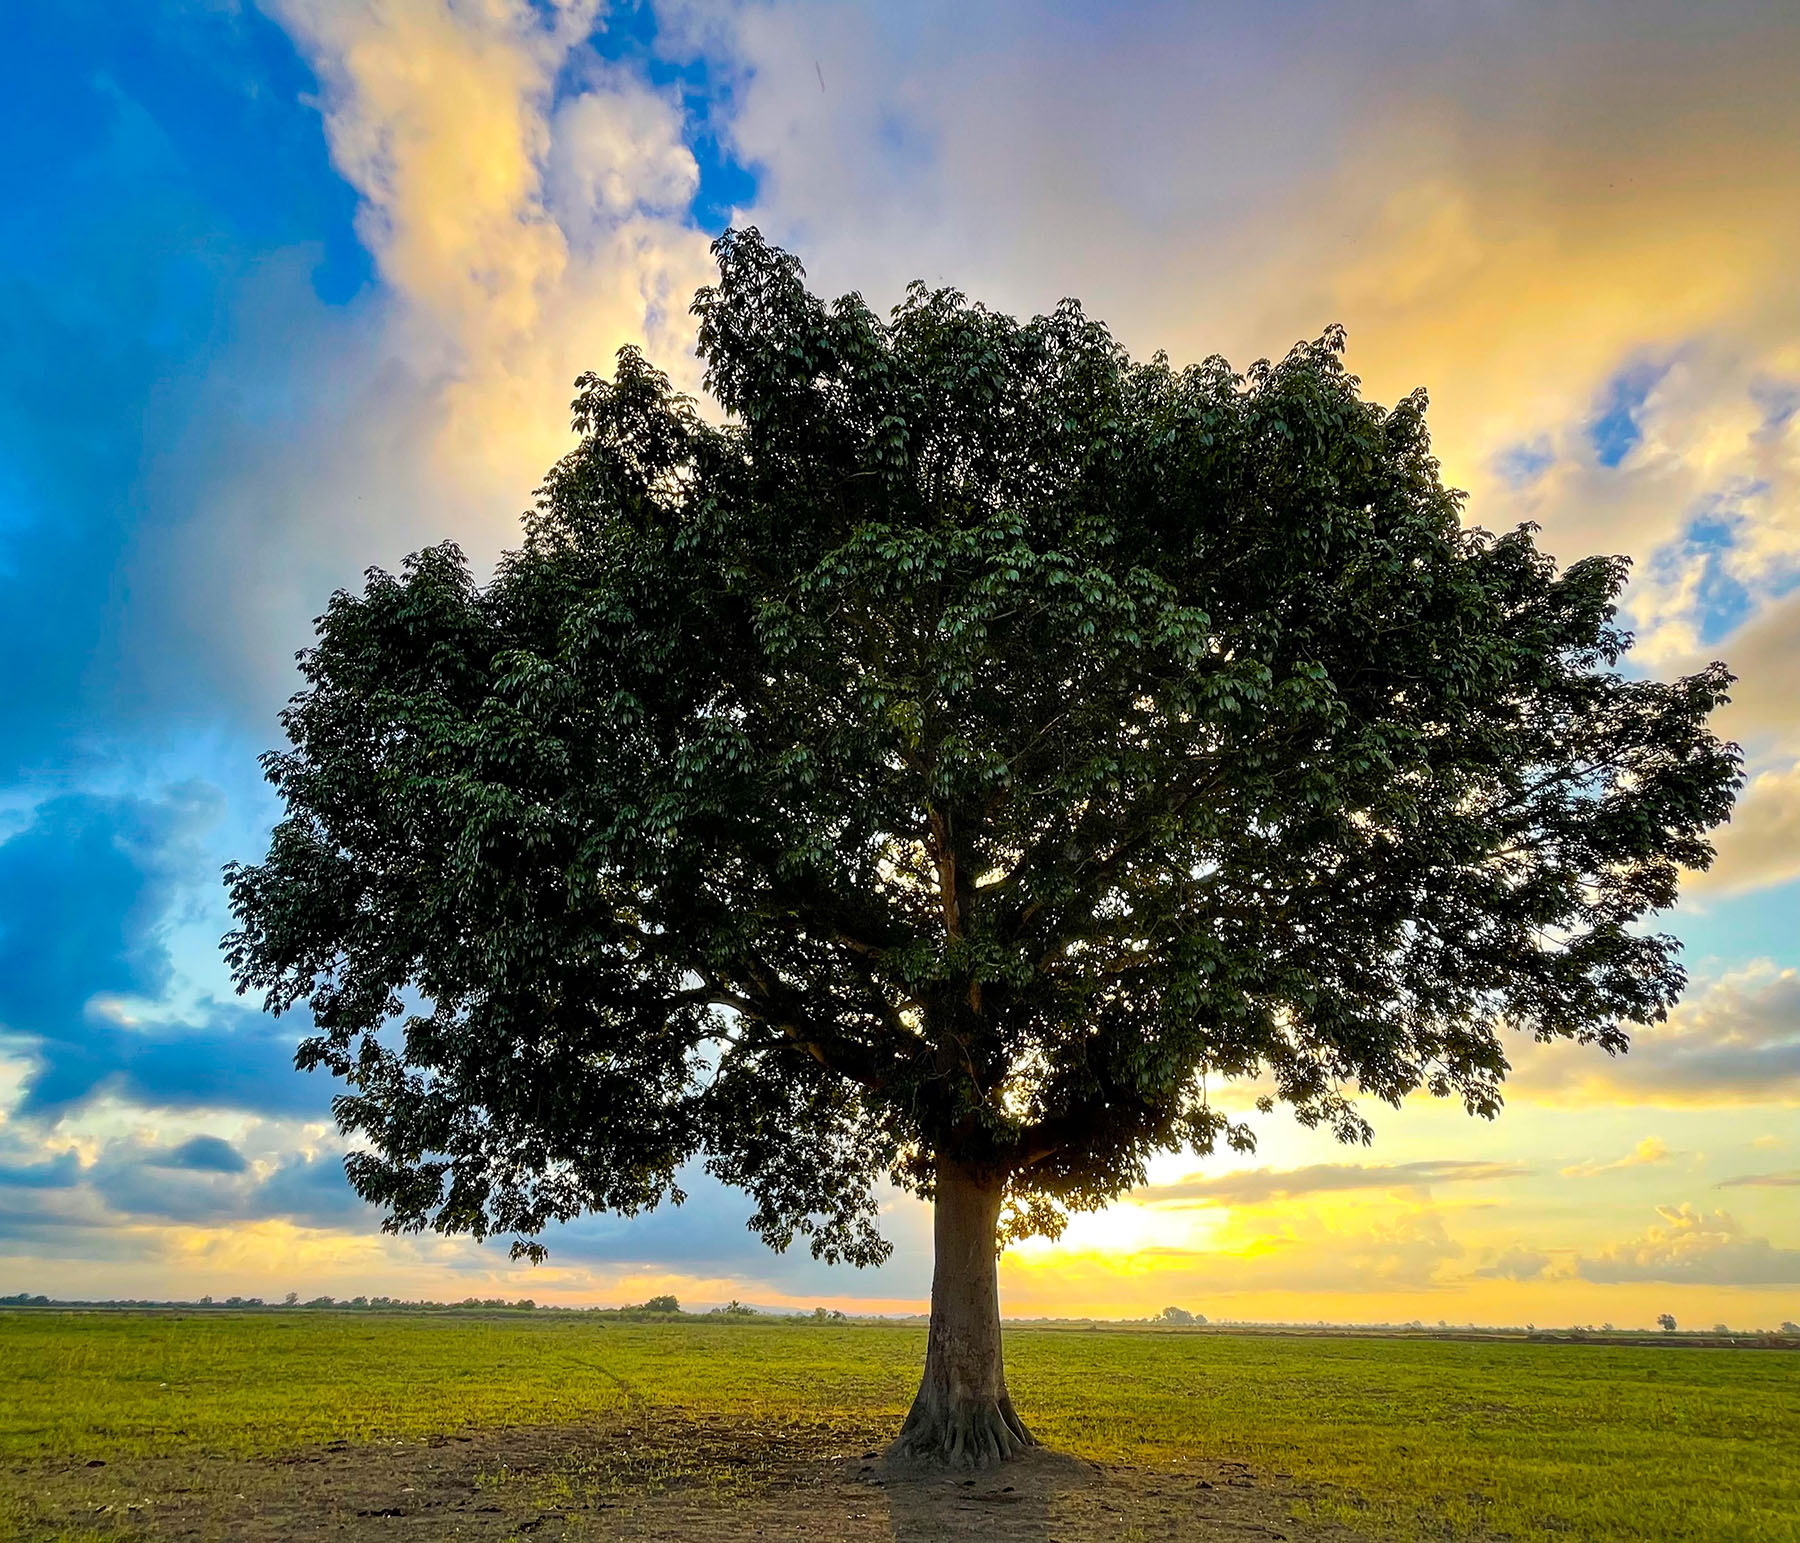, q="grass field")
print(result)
[2,1310,1796,1542]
